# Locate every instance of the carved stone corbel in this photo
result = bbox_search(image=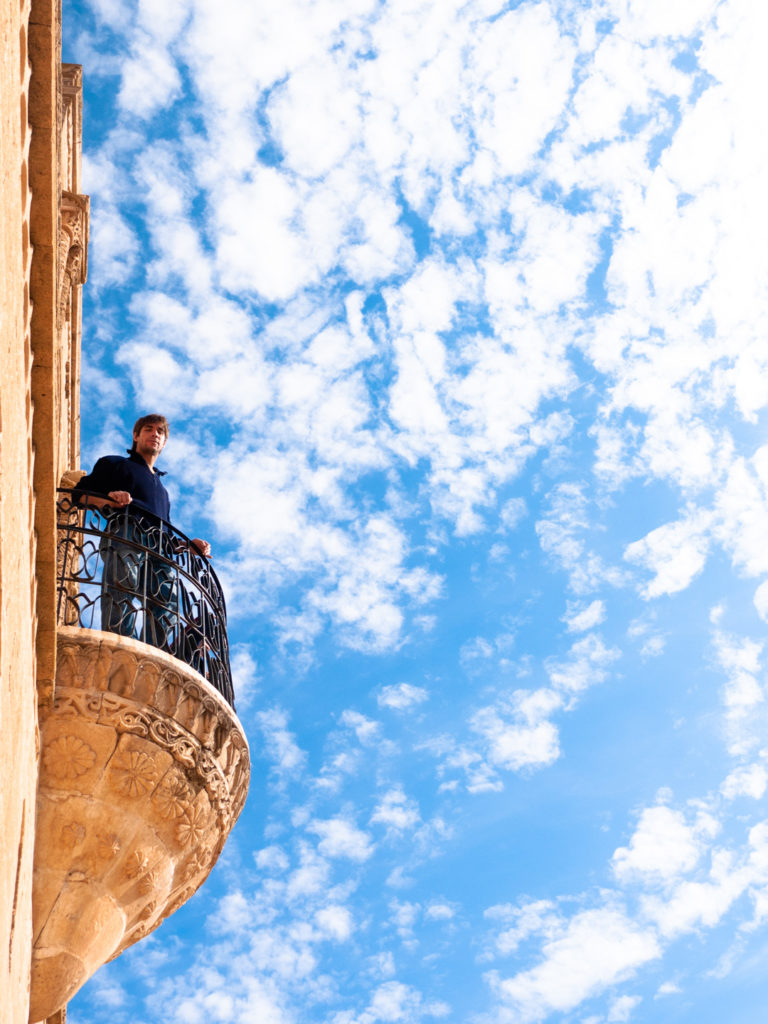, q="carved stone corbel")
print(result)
[58,191,89,325]
[29,627,250,1021]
